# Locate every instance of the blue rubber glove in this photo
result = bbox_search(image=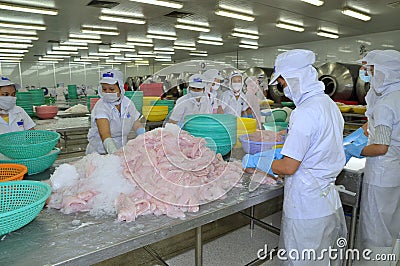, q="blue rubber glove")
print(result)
[177,121,184,128]
[343,128,368,146]
[136,127,146,135]
[344,143,366,164]
[242,148,283,173]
